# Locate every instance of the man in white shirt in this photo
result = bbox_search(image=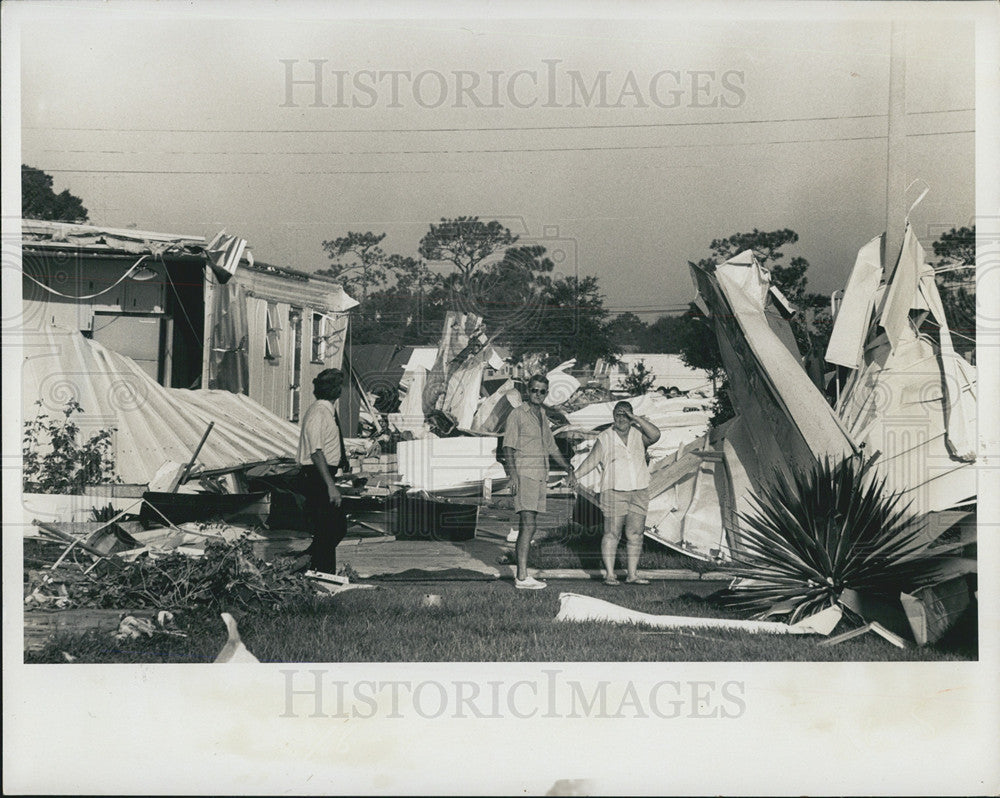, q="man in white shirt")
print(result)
[297,368,349,574]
